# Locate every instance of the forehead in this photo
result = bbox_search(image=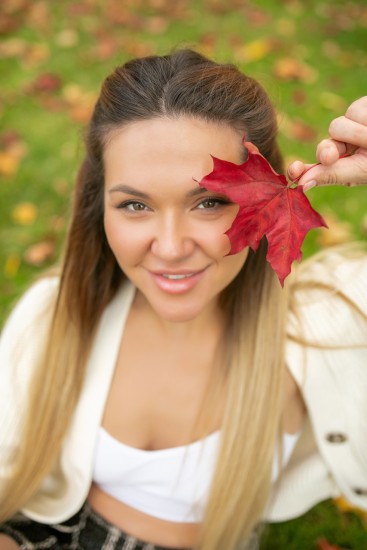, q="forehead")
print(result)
[103,116,244,183]
[104,116,243,162]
